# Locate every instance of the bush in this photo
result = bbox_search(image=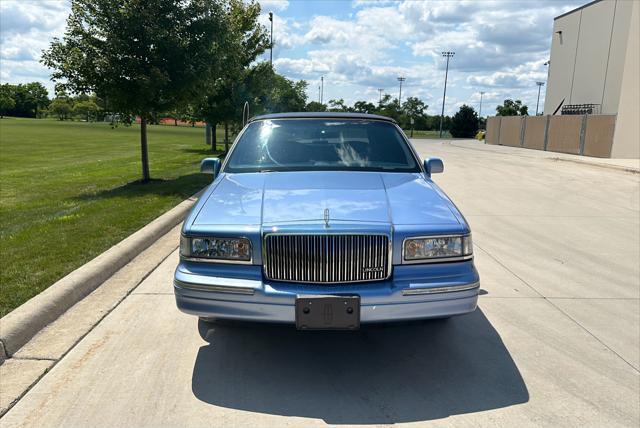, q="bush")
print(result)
[449,104,479,138]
